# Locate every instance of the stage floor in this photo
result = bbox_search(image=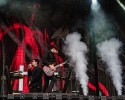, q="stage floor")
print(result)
[0,93,125,100]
